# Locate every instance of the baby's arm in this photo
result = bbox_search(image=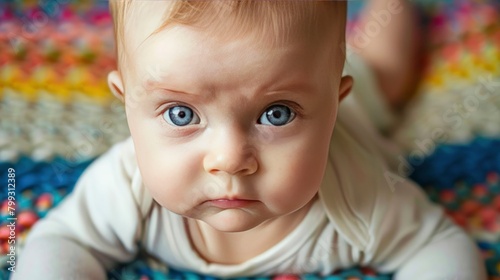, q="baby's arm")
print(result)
[12,237,108,279]
[12,139,143,280]
[326,115,486,278]
[366,176,487,279]
[394,228,486,279]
